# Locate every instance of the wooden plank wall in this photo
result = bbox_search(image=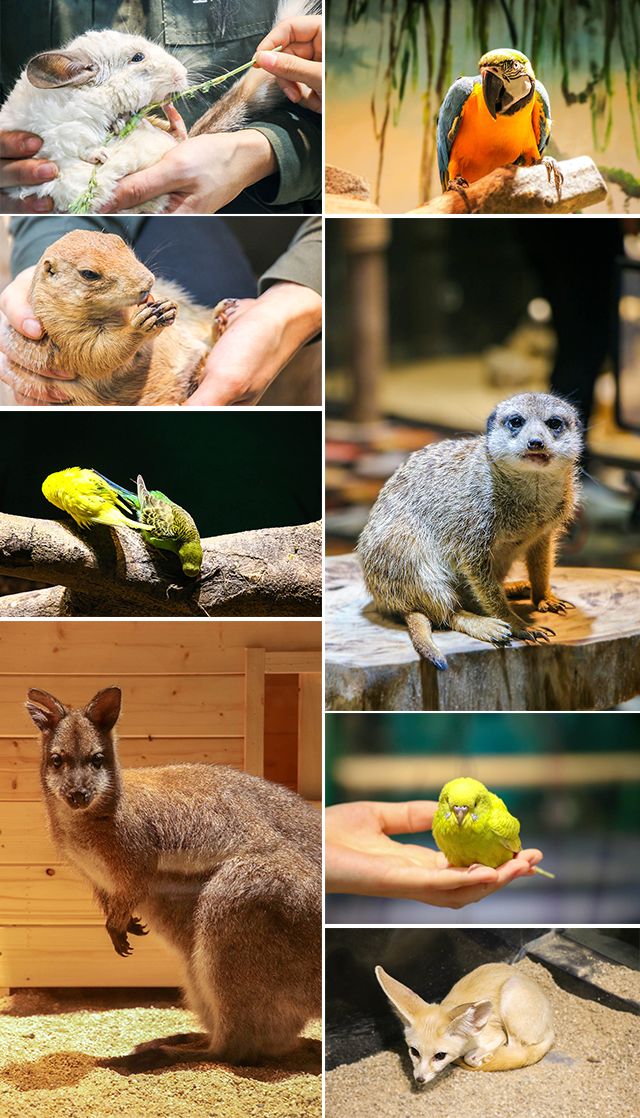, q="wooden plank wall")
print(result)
[0,620,321,988]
